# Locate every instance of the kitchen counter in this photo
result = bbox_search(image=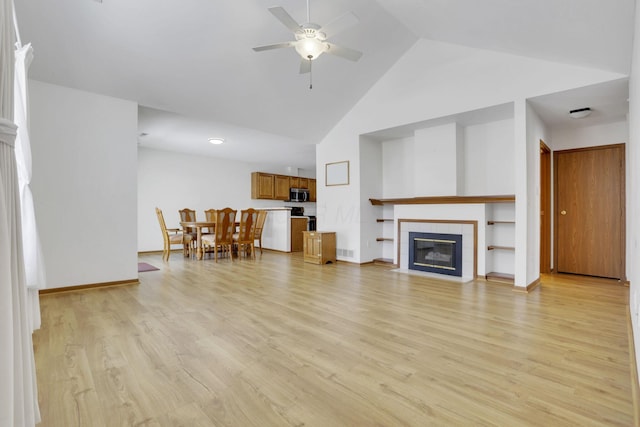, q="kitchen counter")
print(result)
[261,209,308,252]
